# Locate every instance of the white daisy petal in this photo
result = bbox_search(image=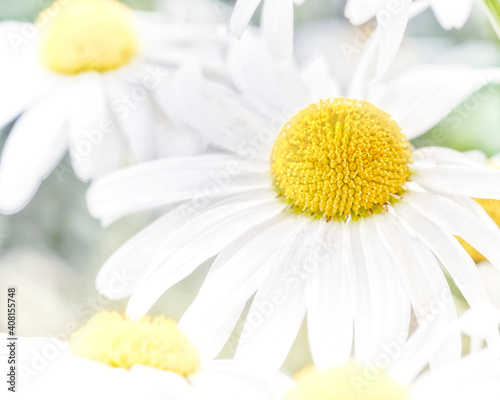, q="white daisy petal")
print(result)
[230,0,263,39]
[105,78,156,163]
[376,212,461,369]
[201,360,294,398]
[95,196,253,300]
[430,0,473,30]
[359,216,412,362]
[0,92,68,214]
[156,60,272,158]
[412,165,500,199]
[234,219,316,370]
[262,0,294,60]
[375,0,412,80]
[396,202,491,309]
[0,23,52,129]
[348,221,375,362]
[370,65,500,139]
[0,70,52,130]
[445,194,500,232]
[227,32,310,116]
[412,146,489,167]
[411,345,500,400]
[67,75,124,181]
[126,193,286,318]
[179,215,300,360]
[87,154,269,225]
[300,56,342,101]
[344,0,378,25]
[405,192,500,270]
[306,222,355,369]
